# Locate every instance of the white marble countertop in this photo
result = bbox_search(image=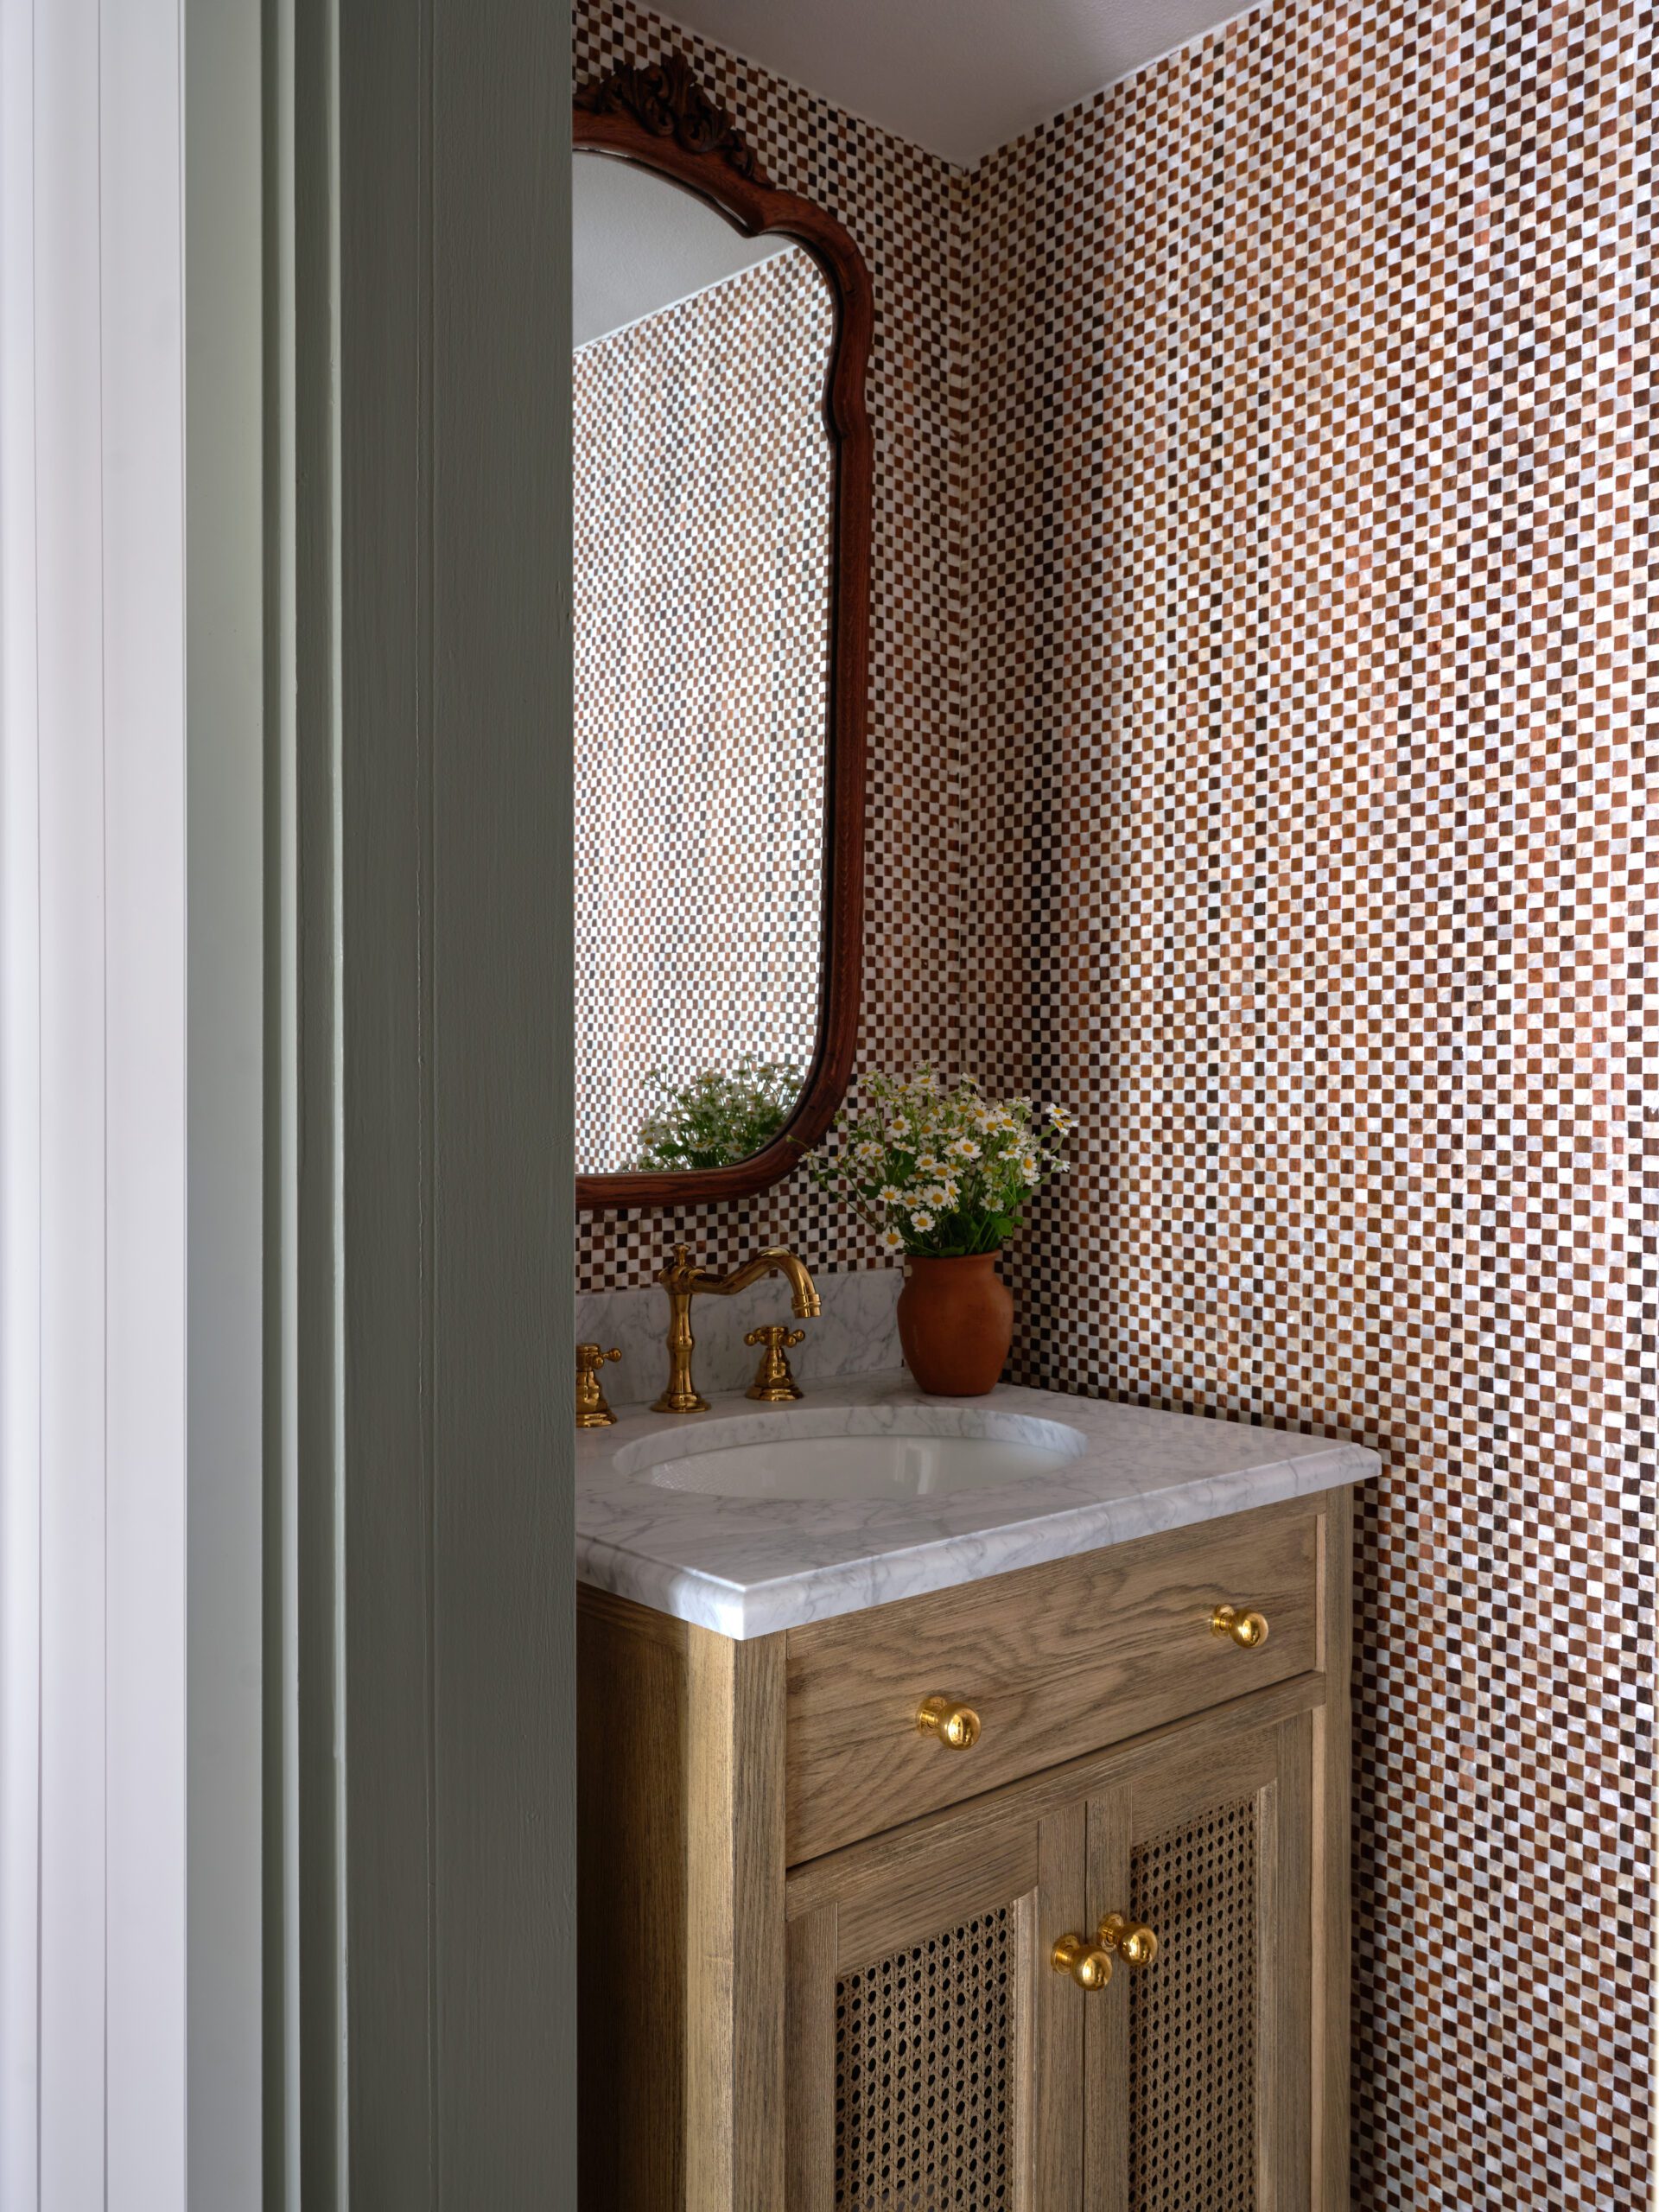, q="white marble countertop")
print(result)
[576,1370,1377,1639]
